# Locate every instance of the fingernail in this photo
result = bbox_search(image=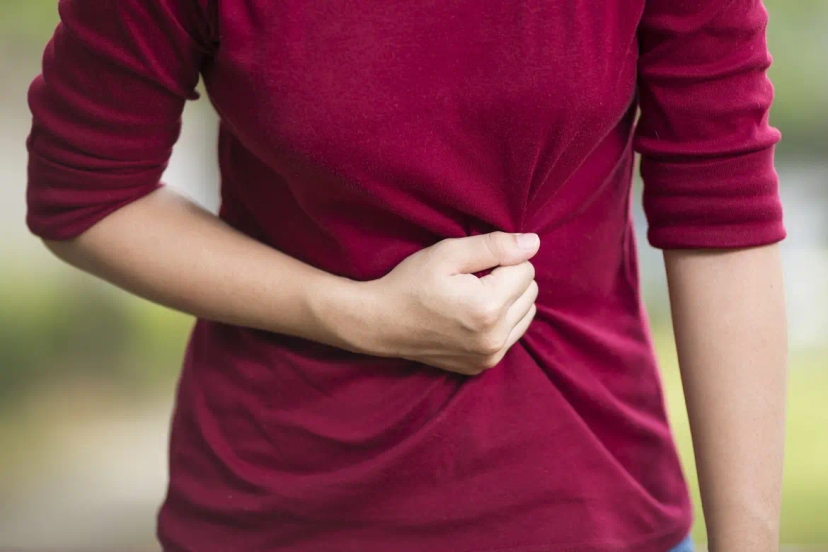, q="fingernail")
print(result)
[516,233,539,250]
